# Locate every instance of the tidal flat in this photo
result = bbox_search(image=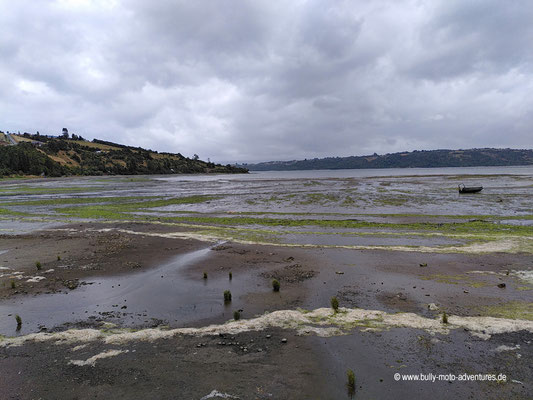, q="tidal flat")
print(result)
[0,167,532,399]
